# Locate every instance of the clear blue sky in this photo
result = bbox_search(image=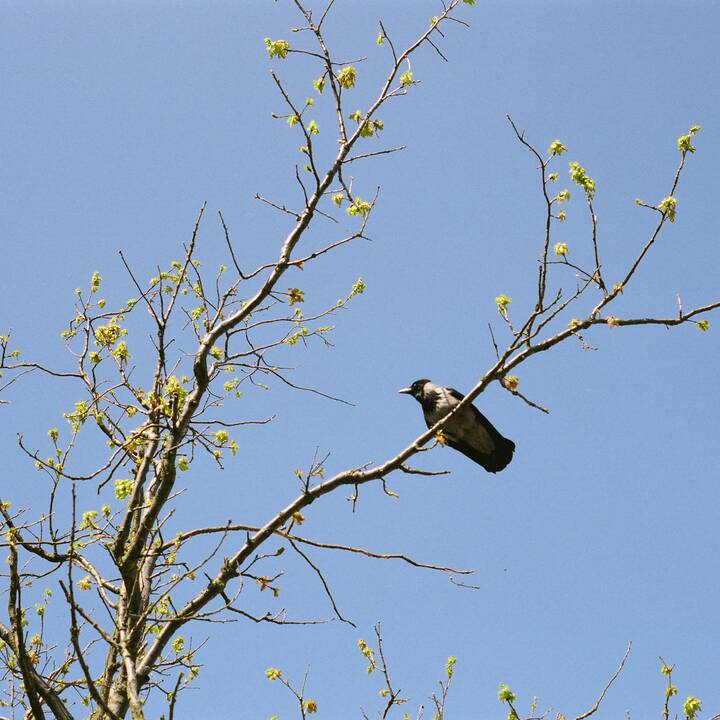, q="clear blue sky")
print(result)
[2,1,719,718]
